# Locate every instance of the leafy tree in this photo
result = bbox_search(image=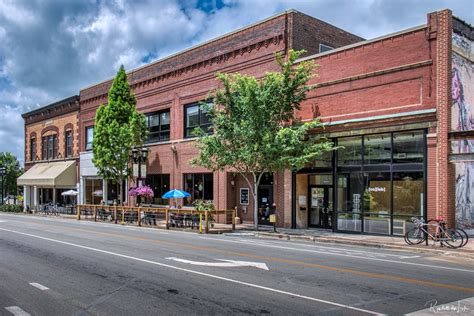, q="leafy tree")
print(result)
[92,65,147,204]
[0,152,22,200]
[191,50,334,228]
